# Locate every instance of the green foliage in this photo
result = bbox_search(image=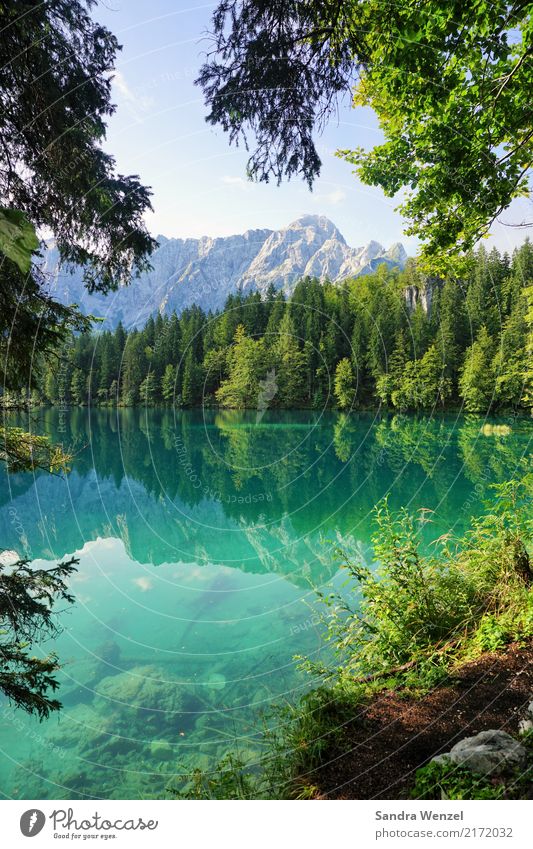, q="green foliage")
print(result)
[262,684,367,799]
[181,349,202,407]
[493,303,528,407]
[173,472,531,801]
[161,364,177,403]
[334,358,356,409]
[412,760,506,801]
[459,327,496,412]
[303,478,532,687]
[198,1,533,258]
[391,344,452,410]
[0,556,78,718]
[0,1,155,605]
[0,0,154,290]
[524,285,533,407]
[0,208,39,274]
[70,369,87,406]
[263,476,533,800]
[216,325,267,407]
[0,427,71,473]
[169,754,257,800]
[140,371,158,405]
[168,686,366,800]
[274,311,307,406]
[0,1,153,417]
[344,2,533,260]
[121,333,147,406]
